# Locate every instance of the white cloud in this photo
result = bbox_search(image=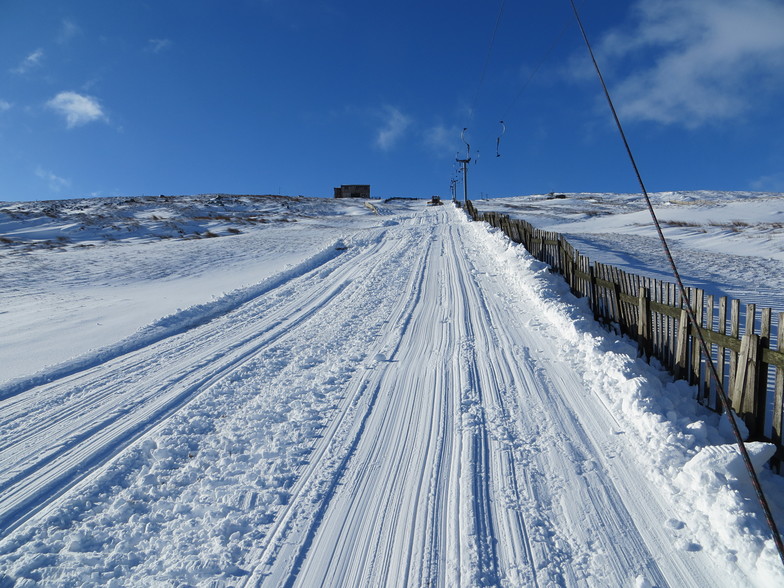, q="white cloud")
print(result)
[35,166,71,192]
[57,19,81,44]
[0,100,11,112]
[375,106,412,151]
[750,172,784,192]
[597,0,784,128]
[46,91,107,128]
[12,48,44,74]
[422,124,461,155]
[147,38,173,53]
